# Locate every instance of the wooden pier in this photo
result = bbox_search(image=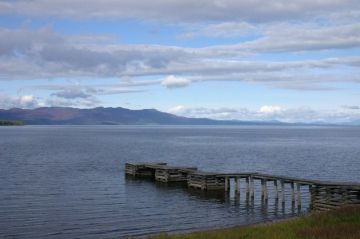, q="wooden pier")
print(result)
[155,166,197,182]
[125,162,167,177]
[125,162,360,211]
[310,182,360,211]
[188,171,225,190]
